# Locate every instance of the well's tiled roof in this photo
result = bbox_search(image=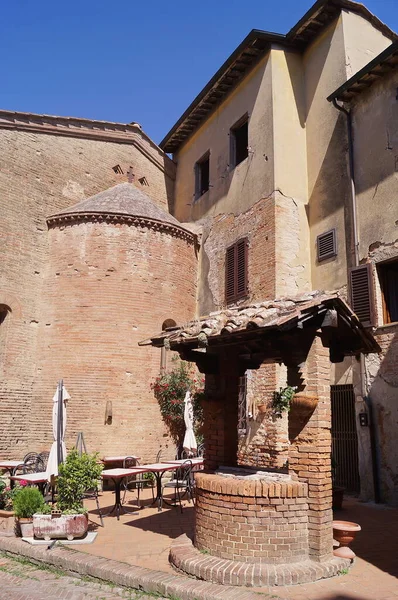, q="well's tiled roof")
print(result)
[139,290,379,354]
